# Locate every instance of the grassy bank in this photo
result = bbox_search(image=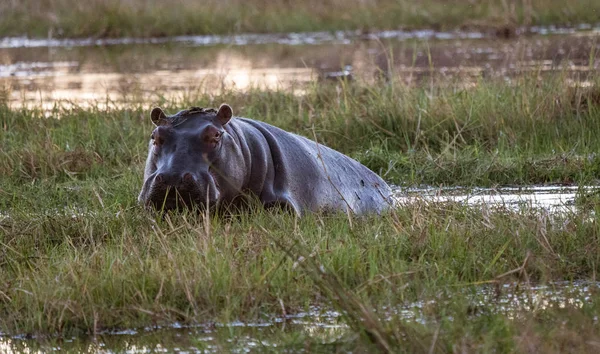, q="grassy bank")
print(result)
[1,74,600,351]
[1,0,599,39]
[1,203,599,351]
